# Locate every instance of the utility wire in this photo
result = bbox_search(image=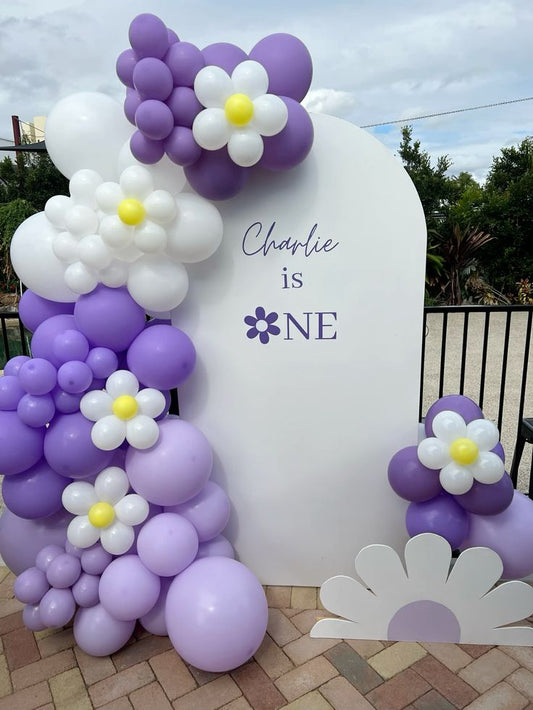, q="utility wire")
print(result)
[360,96,533,129]
[18,119,45,135]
